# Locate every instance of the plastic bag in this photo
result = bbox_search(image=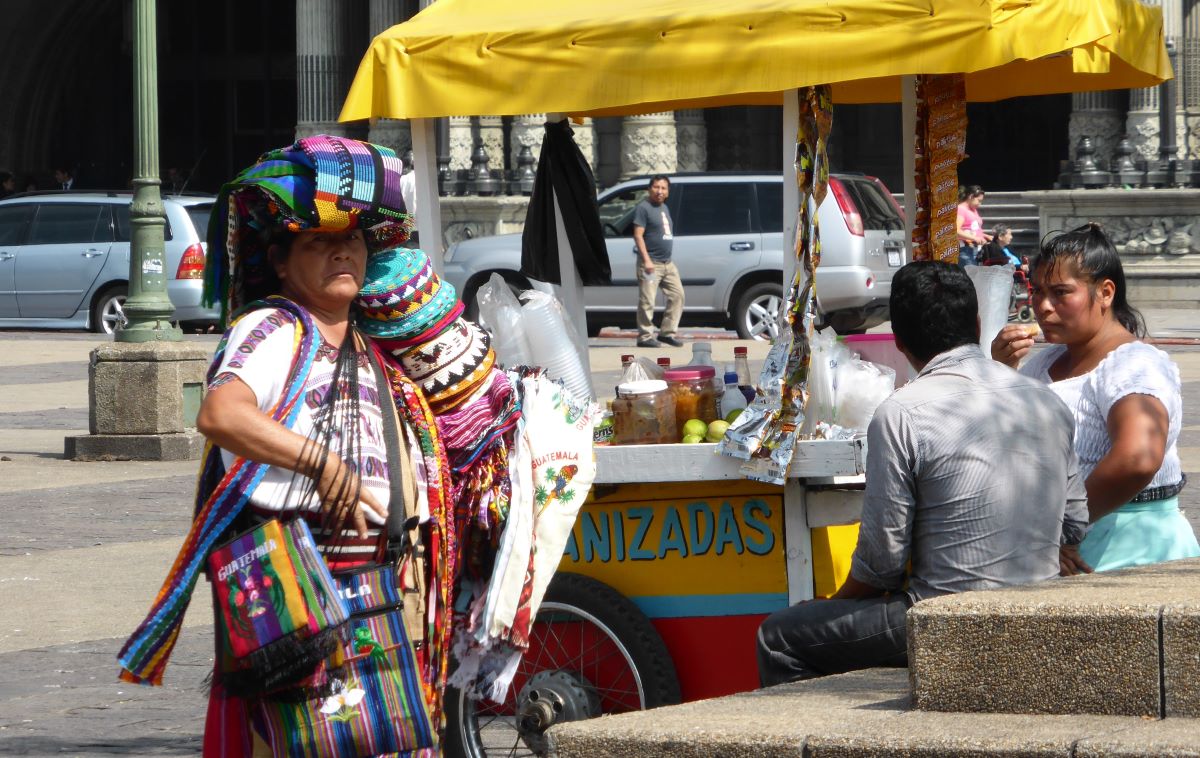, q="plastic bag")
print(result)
[966,264,1014,351]
[619,356,662,384]
[475,273,534,368]
[521,290,595,401]
[801,328,845,436]
[834,358,895,432]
